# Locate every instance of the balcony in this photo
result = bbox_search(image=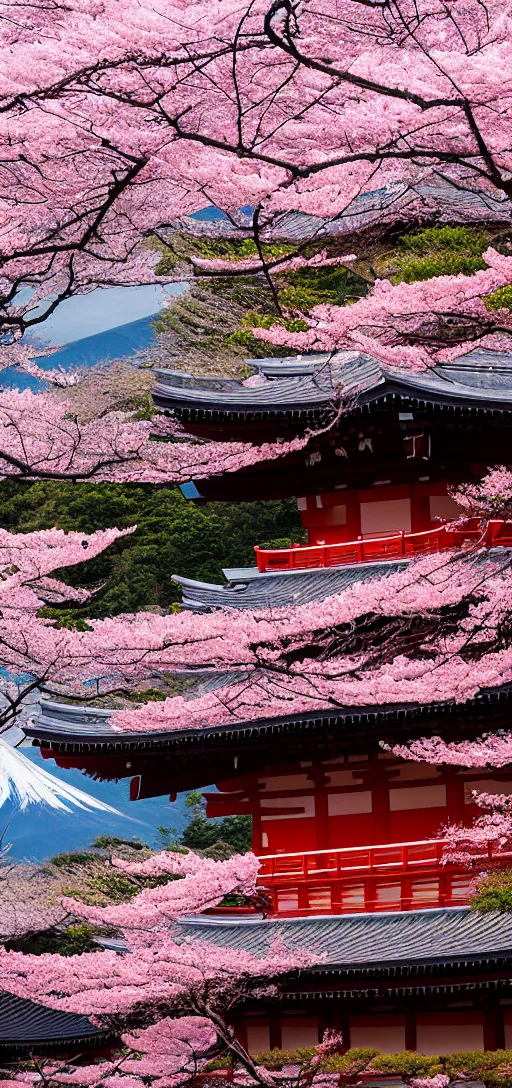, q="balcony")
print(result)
[254,519,512,574]
[255,839,506,916]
